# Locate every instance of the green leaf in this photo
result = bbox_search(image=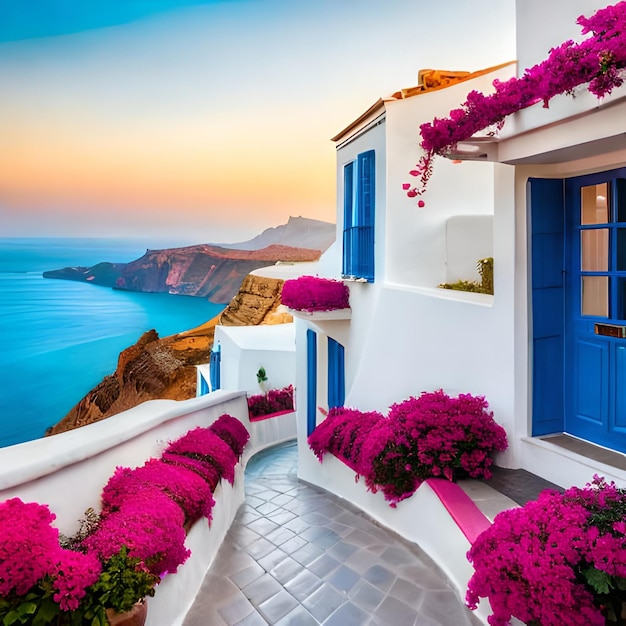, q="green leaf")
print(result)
[584,567,613,594]
[18,603,36,616]
[3,611,20,626]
